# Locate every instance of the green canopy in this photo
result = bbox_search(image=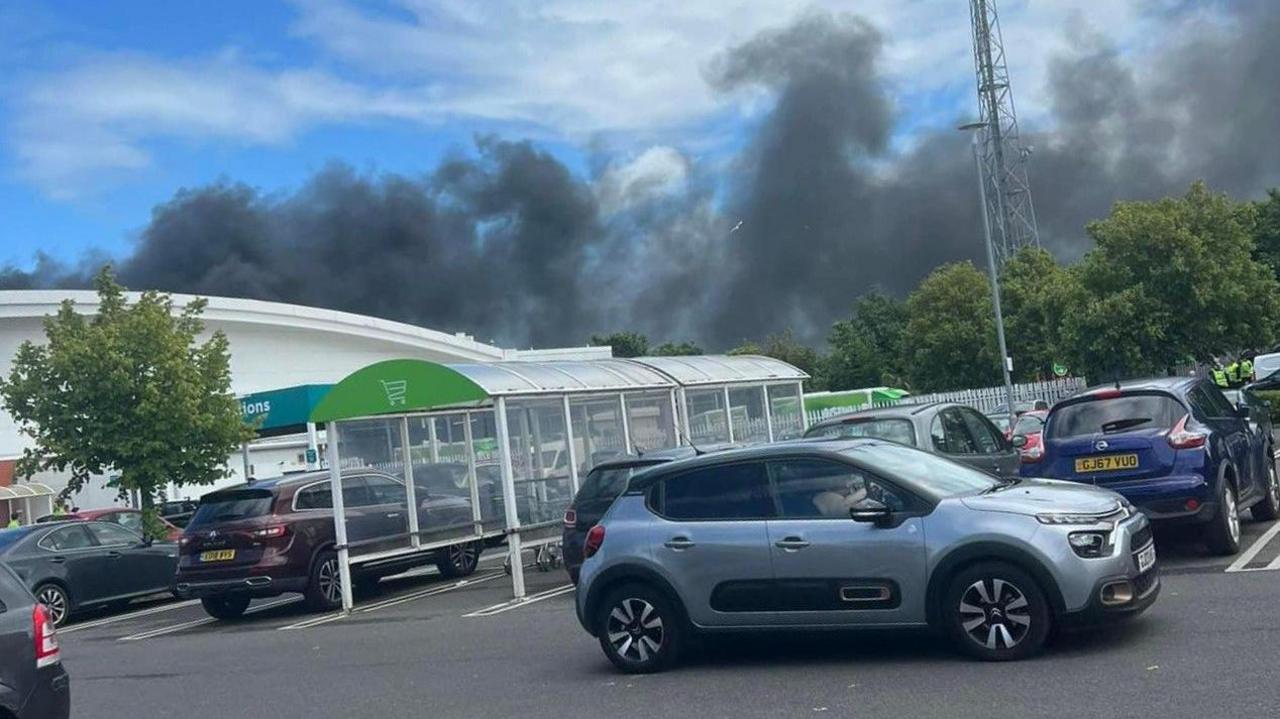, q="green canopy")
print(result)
[310,359,489,423]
